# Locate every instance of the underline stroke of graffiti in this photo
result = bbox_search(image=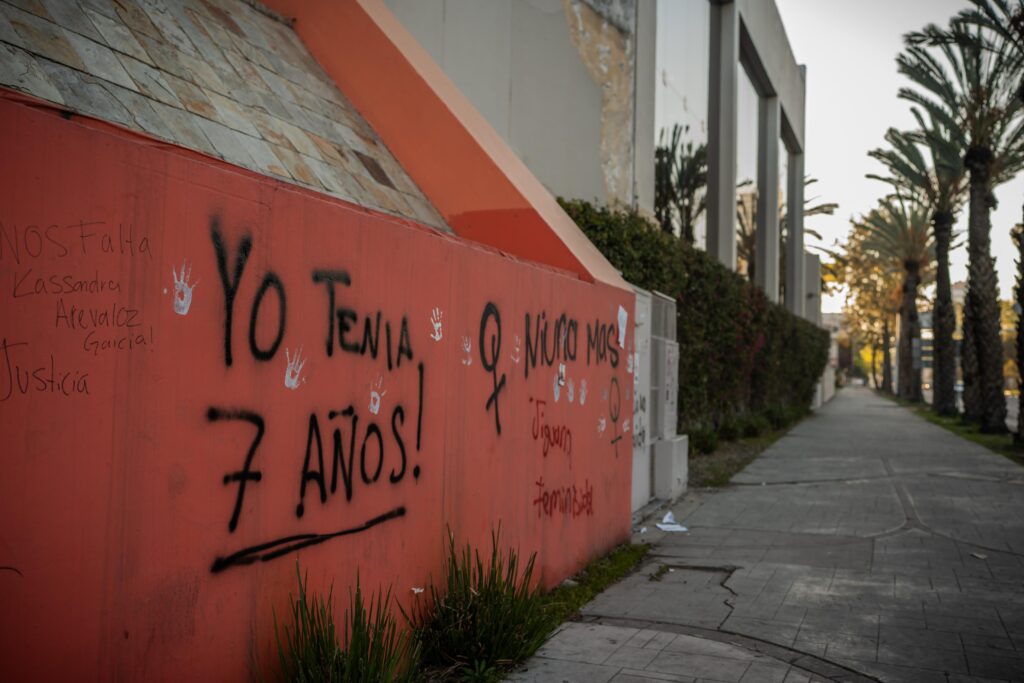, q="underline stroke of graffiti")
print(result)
[209,506,406,573]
